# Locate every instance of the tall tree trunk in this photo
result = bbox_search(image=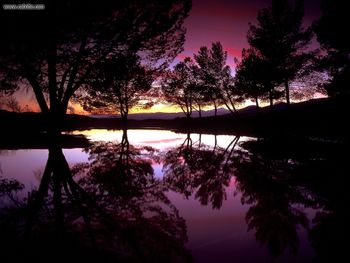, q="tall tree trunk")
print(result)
[223,101,237,116]
[24,70,49,115]
[121,113,127,123]
[121,109,128,127]
[198,104,202,118]
[226,92,238,114]
[61,99,69,116]
[285,79,290,106]
[185,102,191,119]
[255,96,260,113]
[189,92,193,117]
[213,101,217,117]
[48,43,57,116]
[119,98,127,124]
[125,104,129,123]
[47,33,60,132]
[47,2,58,119]
[269,90,273,110]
